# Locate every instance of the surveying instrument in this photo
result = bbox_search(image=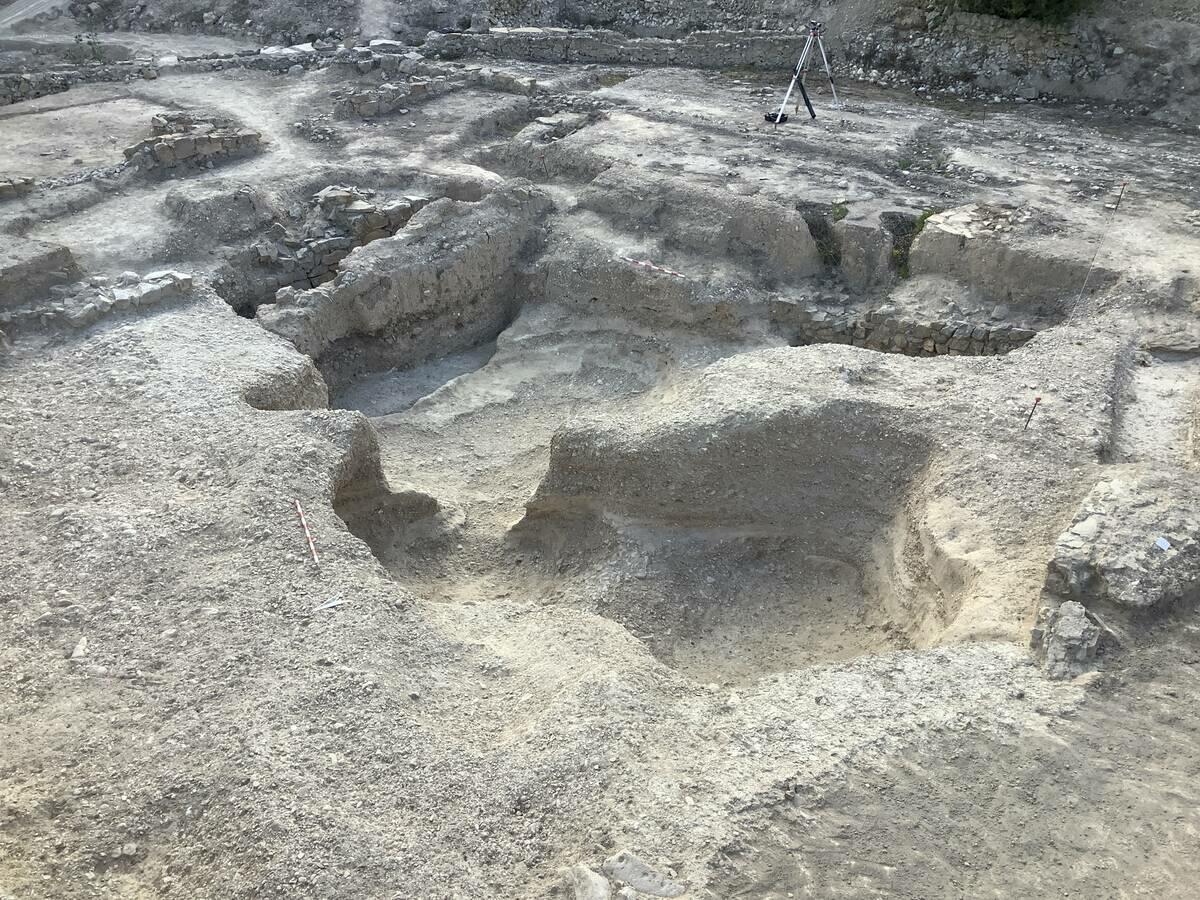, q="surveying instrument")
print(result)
[765,20,841,124]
